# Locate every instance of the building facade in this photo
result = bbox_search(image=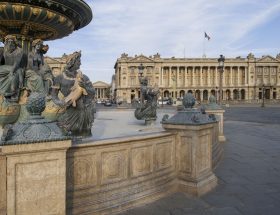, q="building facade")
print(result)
[114,53,280,104]
[92,81,111,101]
[45,54,68,77]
